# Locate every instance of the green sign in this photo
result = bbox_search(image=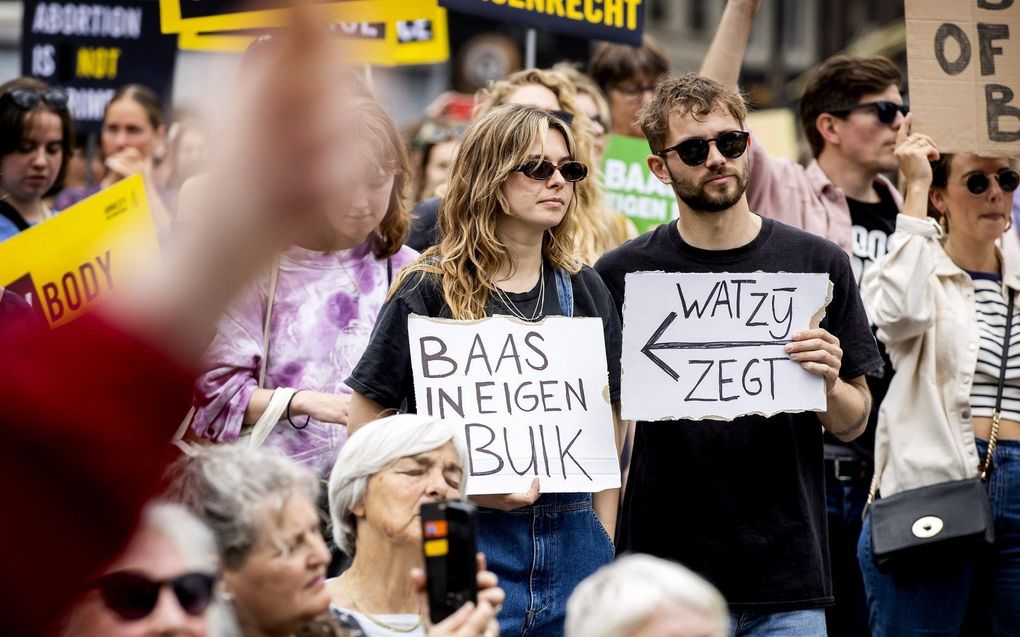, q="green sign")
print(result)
[601,134,678,234]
